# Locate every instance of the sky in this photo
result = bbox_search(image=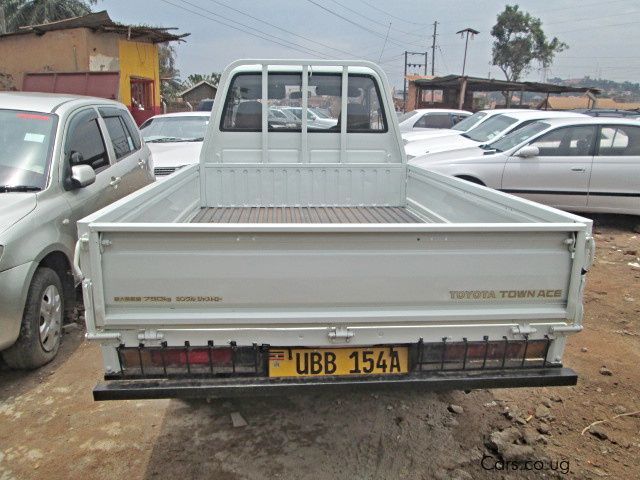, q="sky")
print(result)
[100,0,640,89]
